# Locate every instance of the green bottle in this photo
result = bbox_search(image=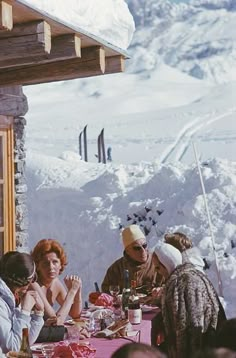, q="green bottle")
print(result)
[128,280,142,324]
[121,269,131,318]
